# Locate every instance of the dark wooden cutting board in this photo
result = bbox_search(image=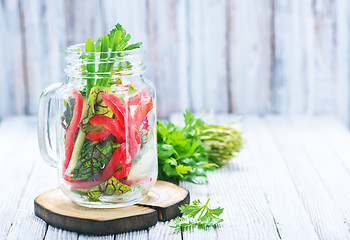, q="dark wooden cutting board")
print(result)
[34,180,189,235]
